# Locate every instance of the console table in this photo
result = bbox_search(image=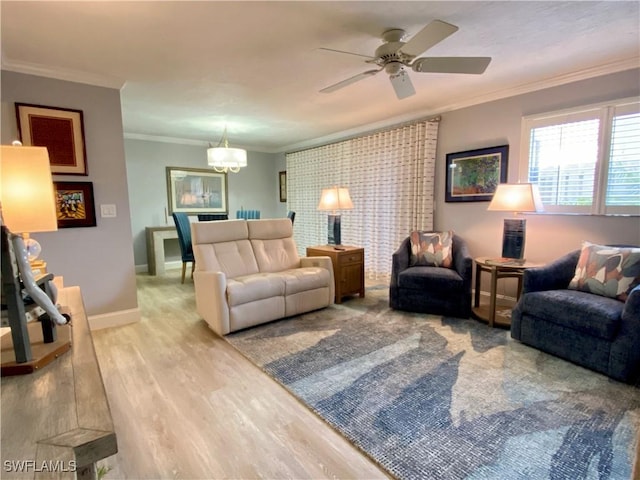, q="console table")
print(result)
[146,226,178,275]
[1,286,117,479]
[306,245,365,304]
